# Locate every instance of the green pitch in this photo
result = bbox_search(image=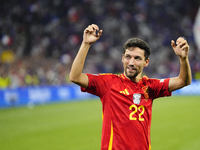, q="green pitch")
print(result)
[0,96,200,150]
